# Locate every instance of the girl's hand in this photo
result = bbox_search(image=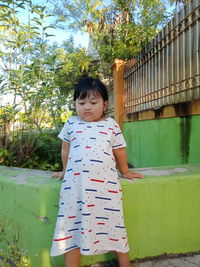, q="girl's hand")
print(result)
[51,171,64,181]
[121,170,144,180]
